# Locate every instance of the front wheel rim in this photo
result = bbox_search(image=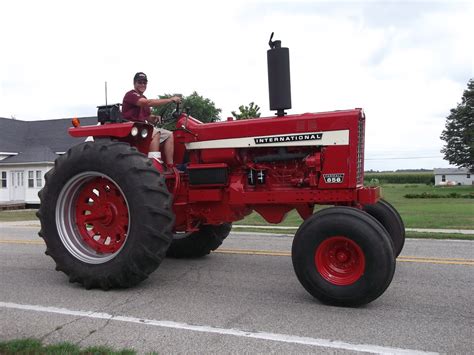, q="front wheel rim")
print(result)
[56,172,130,264]
[315,236,365,285]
